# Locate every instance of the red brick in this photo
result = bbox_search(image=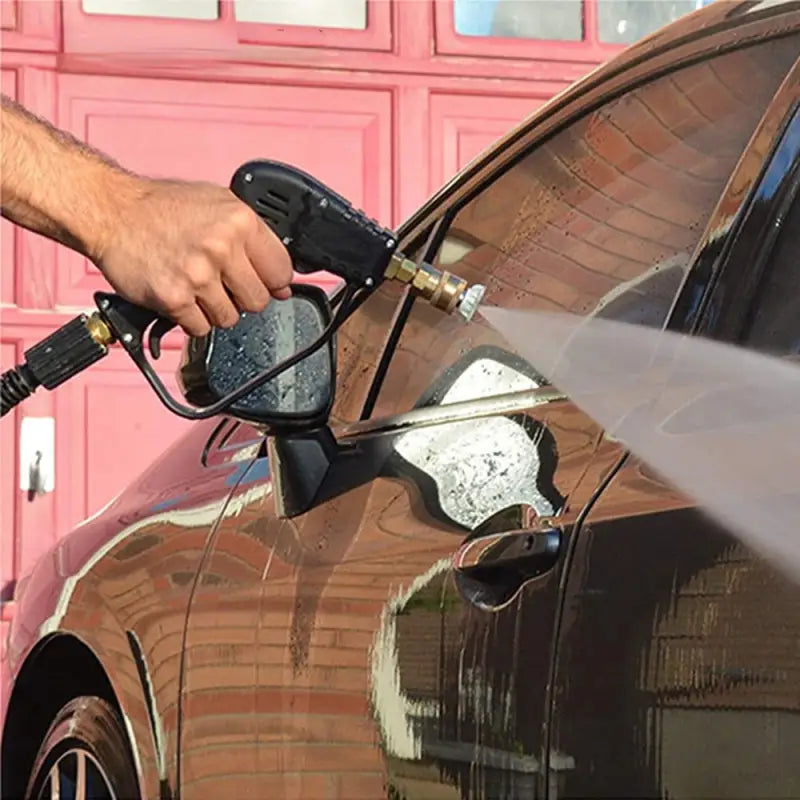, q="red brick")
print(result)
[254,688,370,717]
[255,742,381,774]
[336,772,389,799]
